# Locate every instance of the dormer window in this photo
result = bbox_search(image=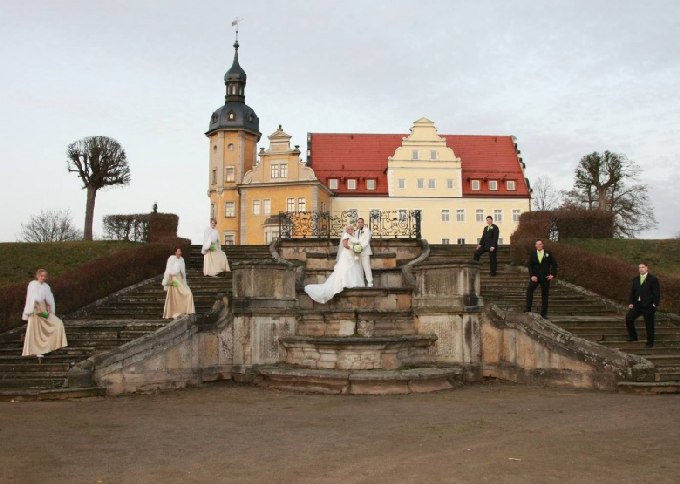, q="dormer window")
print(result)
[489,180,498,191]
[366,179,376,190]
[347,179,357,190]
[471,179,481,190]
[228,111,235,121]
[329,178,339,190]
[506,180,516,191]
